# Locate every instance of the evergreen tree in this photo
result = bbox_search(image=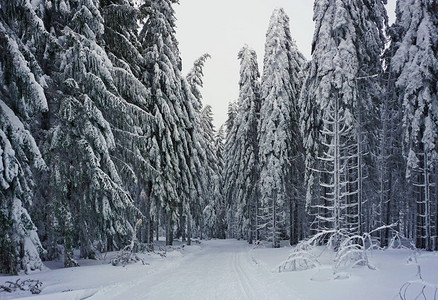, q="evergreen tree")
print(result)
[199,105,221,238]
[258,9,305,248]
[0,0,215,273]
[0,0,53,274]
[186,53,212,241]
[223,101,239,238]
[0,100,45,274]
[390,0,438,250]
[374,29,406,247]
[139,0,196,245]
[224,45,261,243]
[101,0,146,79]
[100,0,155,245]
[187,53,211,112]
[213,125,227,239]
[299,0,387,241]
[42,0,141,265]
